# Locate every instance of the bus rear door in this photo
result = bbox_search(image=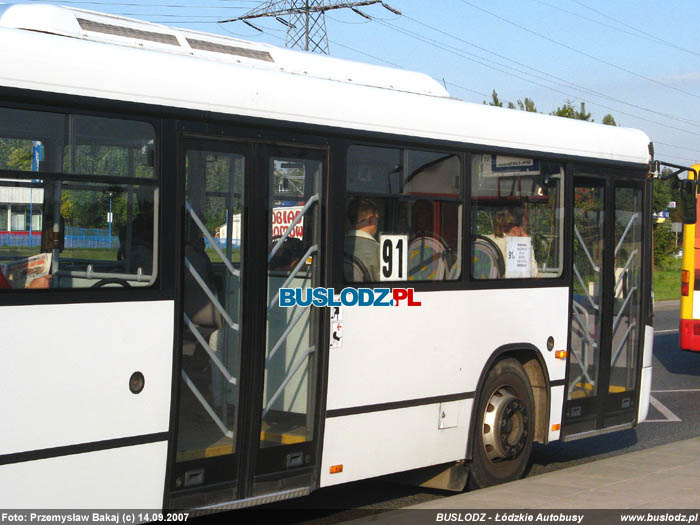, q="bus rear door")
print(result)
[563,176,647,438]
[169,137,326,509]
